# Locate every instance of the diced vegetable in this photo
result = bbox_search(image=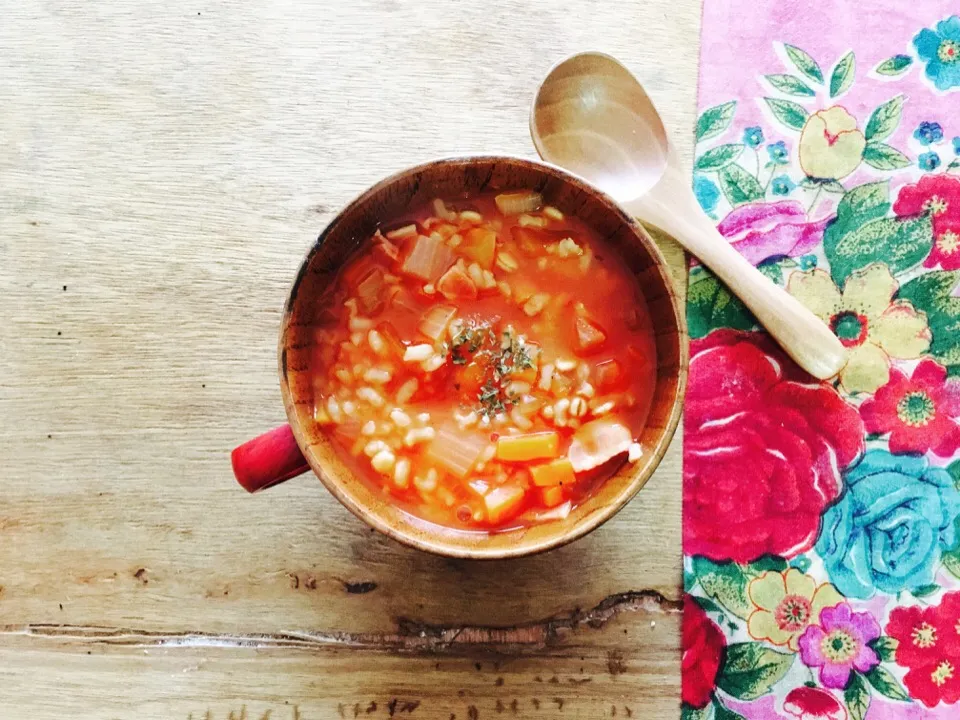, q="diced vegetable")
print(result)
[511,226,545,257]
[436,264,478,301]
[529,458,576,487]
[418,305,457,342]
[574,316,607,355]
[510,341,540,384]
[483,484,527,524]
[511,277,537,304]
[567,417,632,473]
[468,479,491,497]
[496,431,560,463]
[532,500,572,522]
[594,359,625,391]
[455,360,488,397]
[375,321,406,361]
[356,267,385,315]
[459,227,498,269]
[426,427,486,478]
[540,486,565,508]
[389,287,424,317]
[385,224,418,241]
[371,233,401,264]
[401,234,455,282]
[495,191,543,215]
